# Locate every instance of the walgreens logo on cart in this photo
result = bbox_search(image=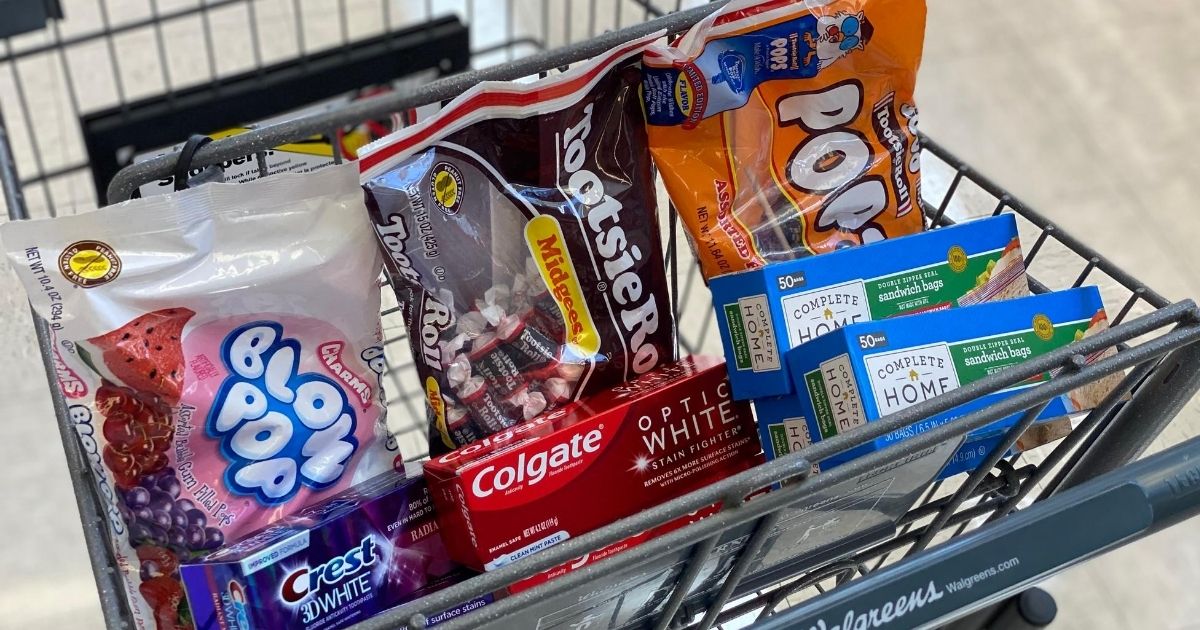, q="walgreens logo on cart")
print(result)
[804,580,944,630]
